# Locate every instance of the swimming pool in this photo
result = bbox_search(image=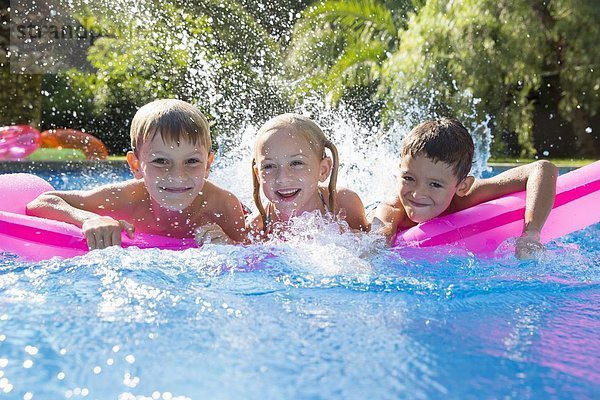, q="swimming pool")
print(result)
[1,162,599,399]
